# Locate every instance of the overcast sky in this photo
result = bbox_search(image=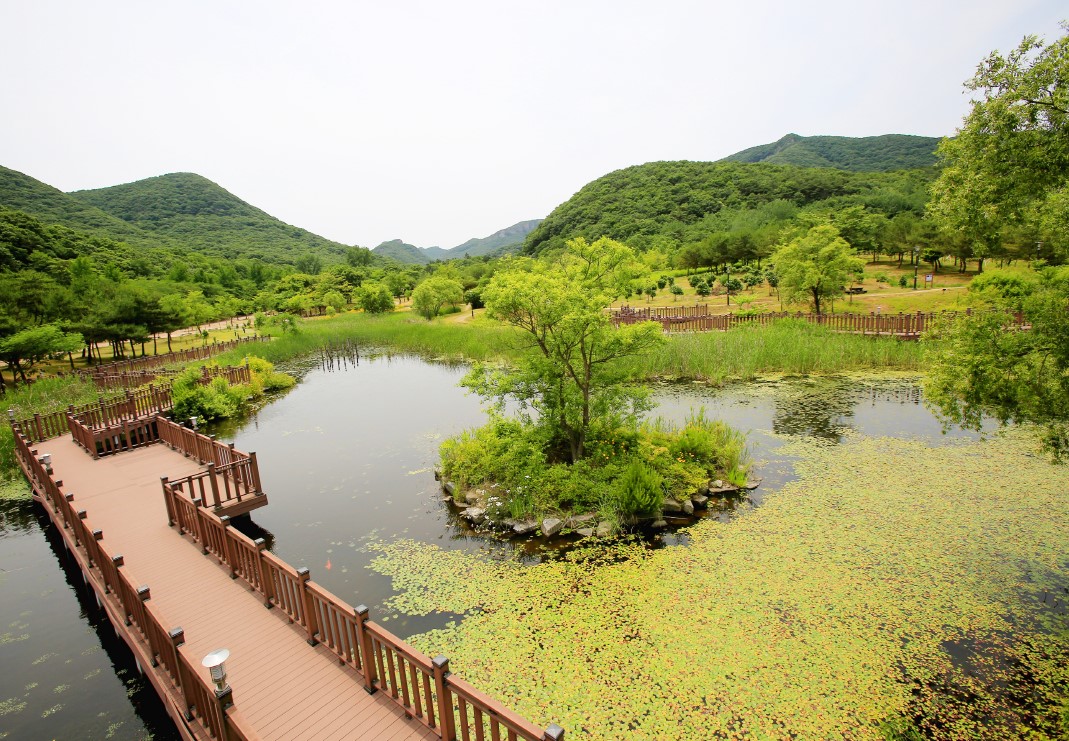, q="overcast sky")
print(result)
[1,1,1064,249]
